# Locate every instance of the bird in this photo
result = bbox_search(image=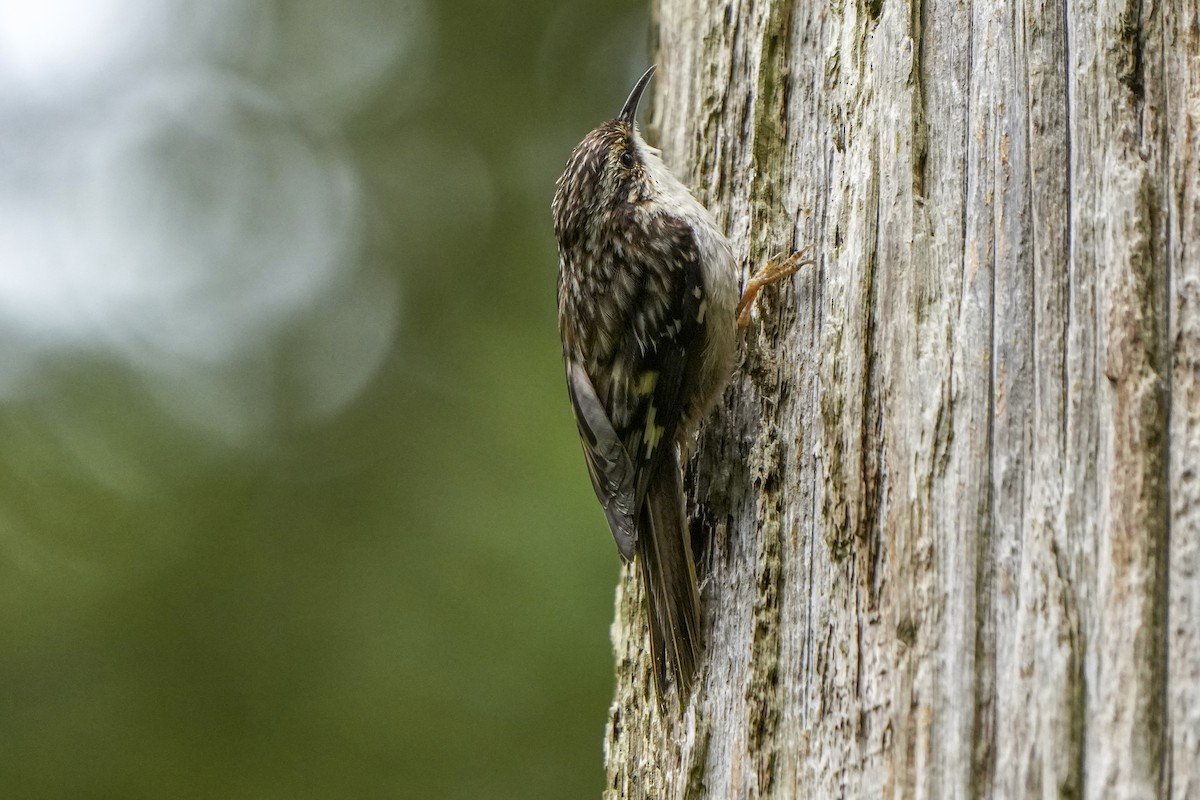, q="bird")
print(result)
[552,65,809,701]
